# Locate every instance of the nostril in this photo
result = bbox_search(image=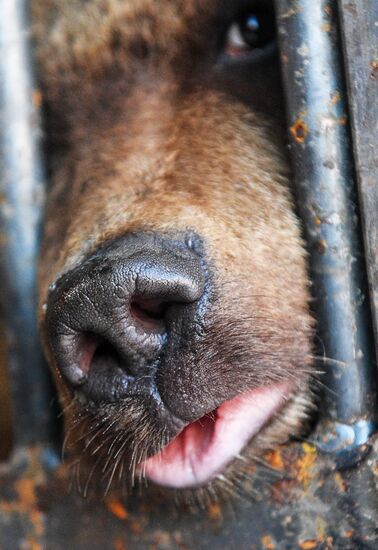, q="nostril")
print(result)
[79,332,102,375]
[130,298,168,333]
[90,338,122,373]
[79,331,122,376]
